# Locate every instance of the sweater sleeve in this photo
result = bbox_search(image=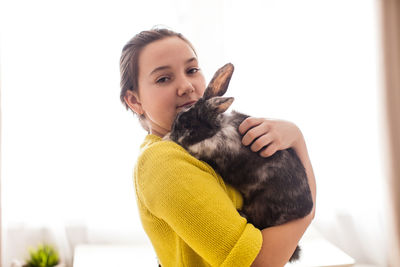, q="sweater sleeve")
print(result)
[136,140,262,267]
